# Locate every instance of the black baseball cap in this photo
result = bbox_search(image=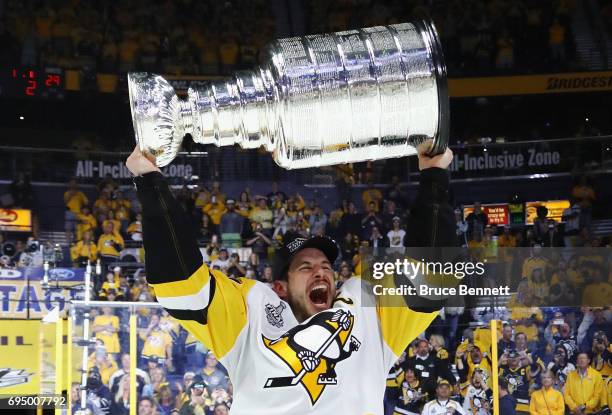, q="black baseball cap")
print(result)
[190,375,206,390]
[273,235,338,281]
[507,349,519,359]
